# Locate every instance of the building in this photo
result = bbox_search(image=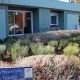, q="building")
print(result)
[0,0,80,39]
